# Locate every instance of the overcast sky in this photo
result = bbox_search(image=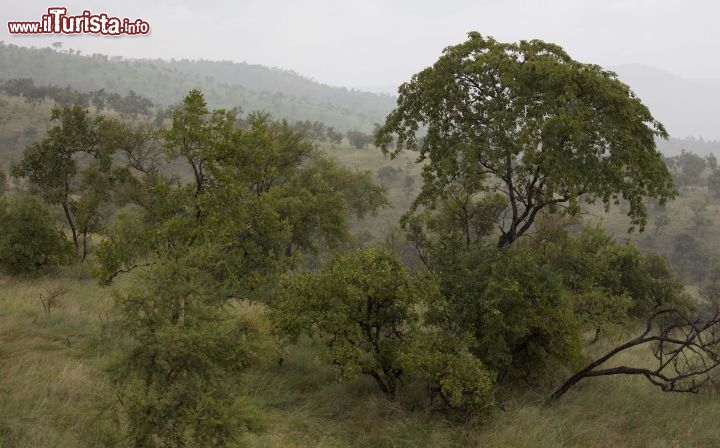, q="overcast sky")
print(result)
[3,1,719,90]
